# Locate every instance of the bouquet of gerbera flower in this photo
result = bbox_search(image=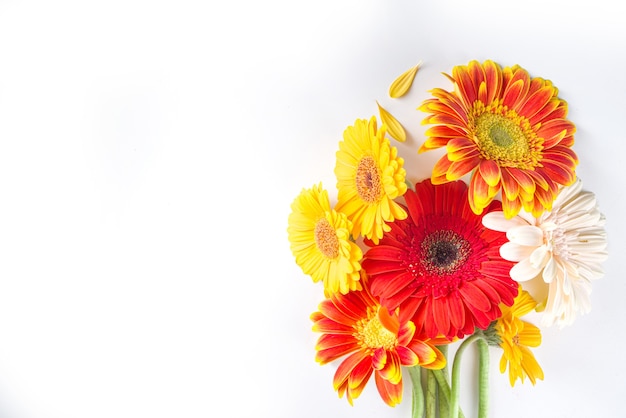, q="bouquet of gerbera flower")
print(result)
[287,60,608,418]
